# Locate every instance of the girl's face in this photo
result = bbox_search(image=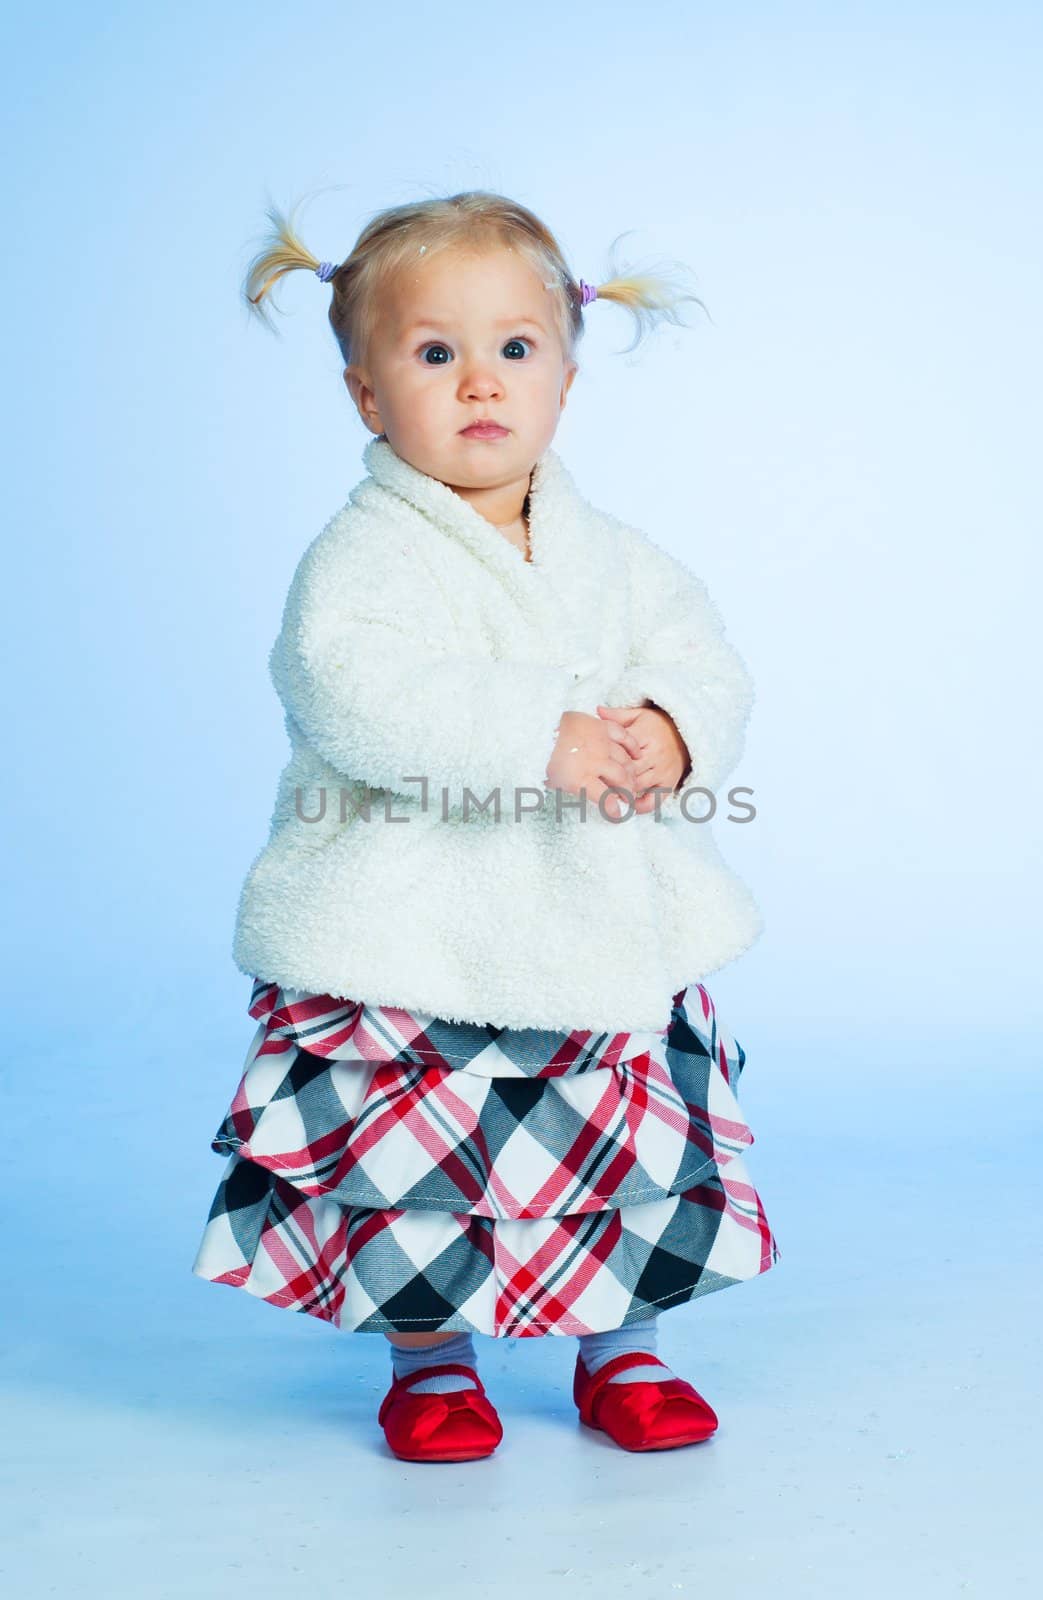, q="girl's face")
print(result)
[344,245,577,494]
